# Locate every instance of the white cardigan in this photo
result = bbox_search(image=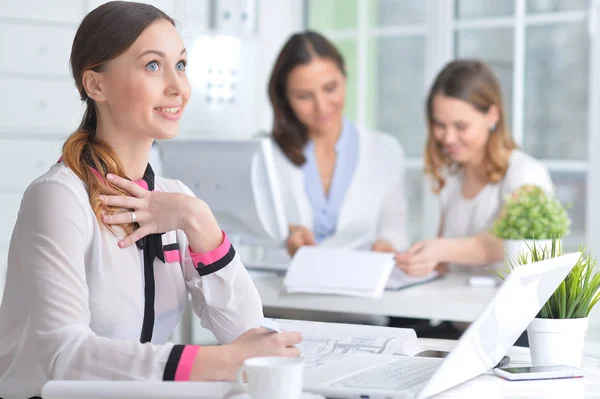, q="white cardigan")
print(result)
[440,149,553,275]
[272,127,409,251]
[0,163,262,398]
